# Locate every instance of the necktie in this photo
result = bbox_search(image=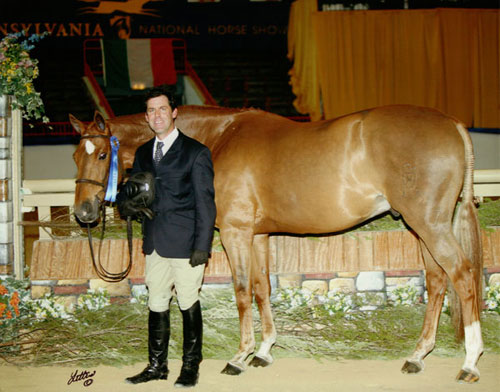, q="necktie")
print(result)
[154,141,164,166]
